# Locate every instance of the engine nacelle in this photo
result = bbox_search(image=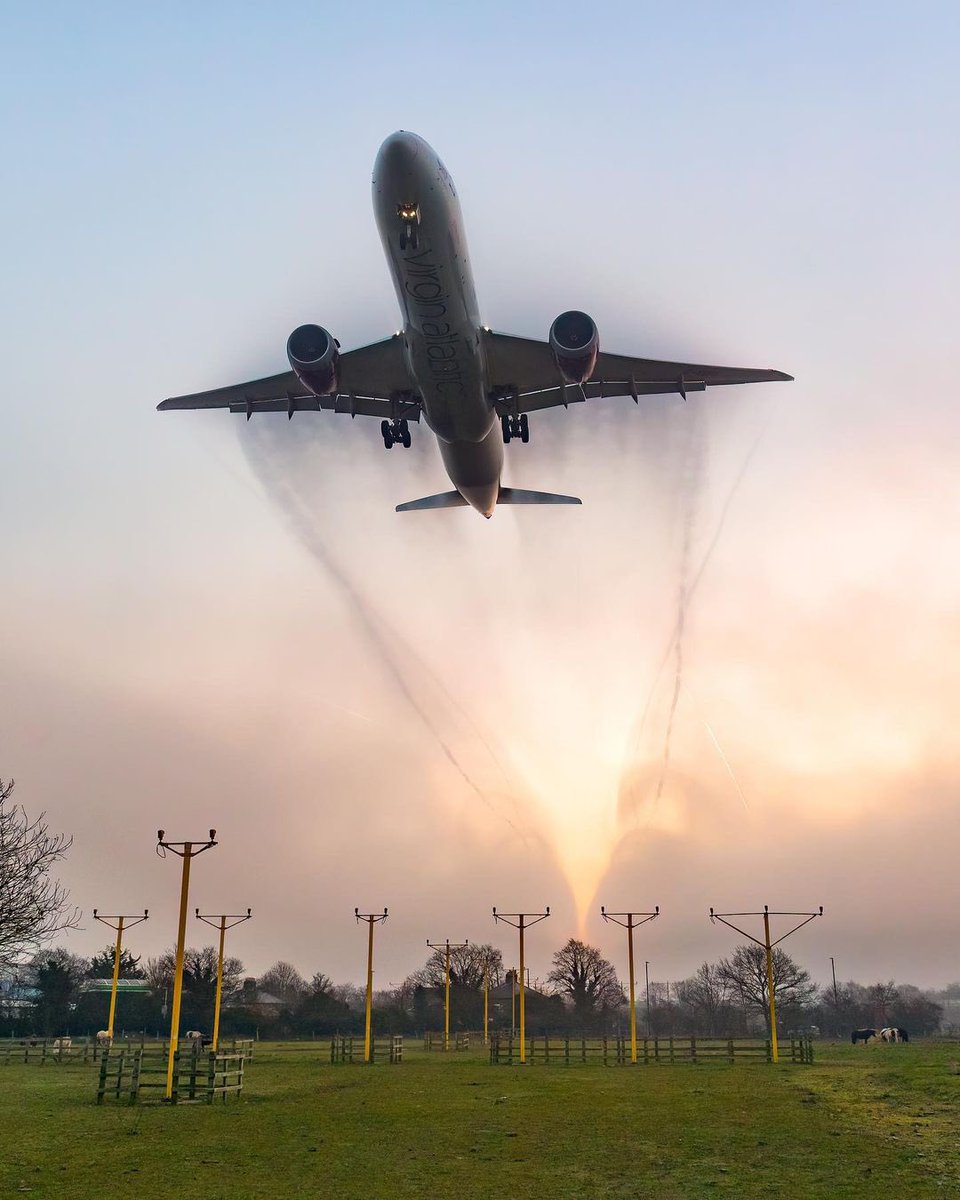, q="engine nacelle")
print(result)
[549,310,599,385]
[286,324,340,396]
